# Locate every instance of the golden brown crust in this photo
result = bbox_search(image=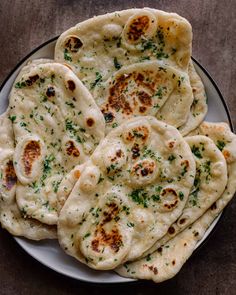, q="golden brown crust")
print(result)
[4,160,17,191]
[91,203,123,254]
[65,140,80,157]
[126,15,150,42]
[64,36,83,53]
[22,140,41,175]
